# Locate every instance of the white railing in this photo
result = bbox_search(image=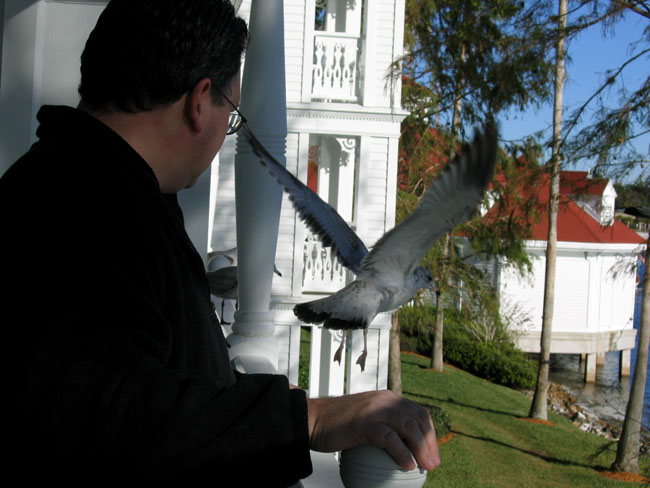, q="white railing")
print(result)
[302,231,346,293]
[311,33,361,102]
